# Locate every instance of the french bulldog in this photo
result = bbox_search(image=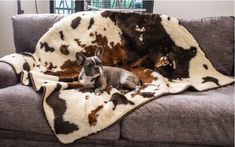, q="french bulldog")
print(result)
[76,46,141,95]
